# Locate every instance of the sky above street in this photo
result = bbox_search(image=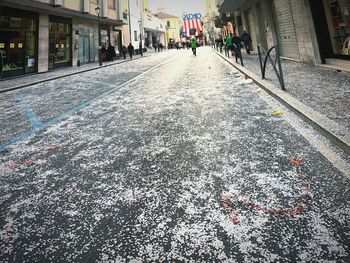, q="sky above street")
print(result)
[149,0,206,17]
